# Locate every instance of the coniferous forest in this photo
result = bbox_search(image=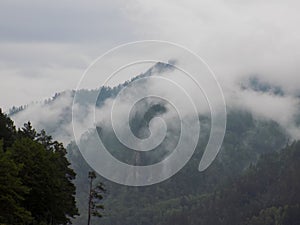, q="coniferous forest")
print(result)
[1,106,300,225]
